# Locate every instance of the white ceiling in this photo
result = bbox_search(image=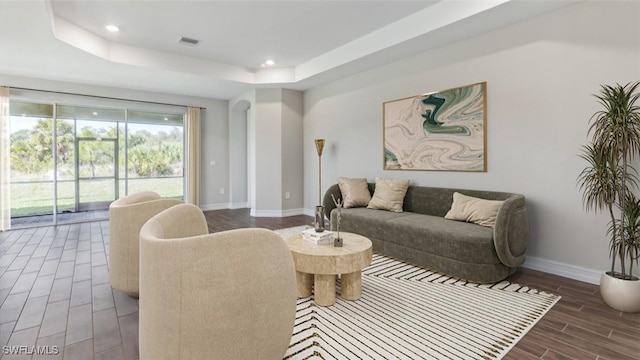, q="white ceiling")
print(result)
[51,0,436,69]
[0,0,576,100]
